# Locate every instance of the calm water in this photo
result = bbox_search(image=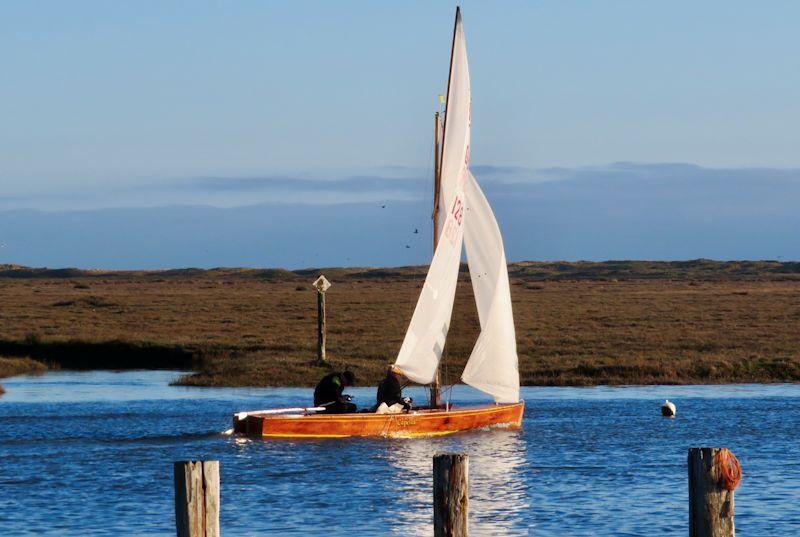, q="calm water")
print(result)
[1,371,799,536]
